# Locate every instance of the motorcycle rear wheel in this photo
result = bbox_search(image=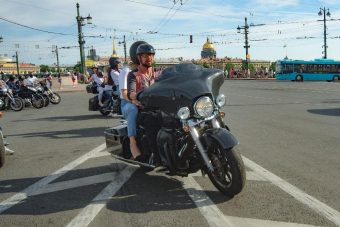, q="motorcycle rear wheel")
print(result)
[50,93,61,104]
[31,94,44,109]
[0,135,6,168]
[9,98,24,111]
[207,147,246,196]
